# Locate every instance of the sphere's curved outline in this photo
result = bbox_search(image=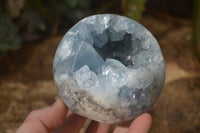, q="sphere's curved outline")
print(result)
[53,14,165,124]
